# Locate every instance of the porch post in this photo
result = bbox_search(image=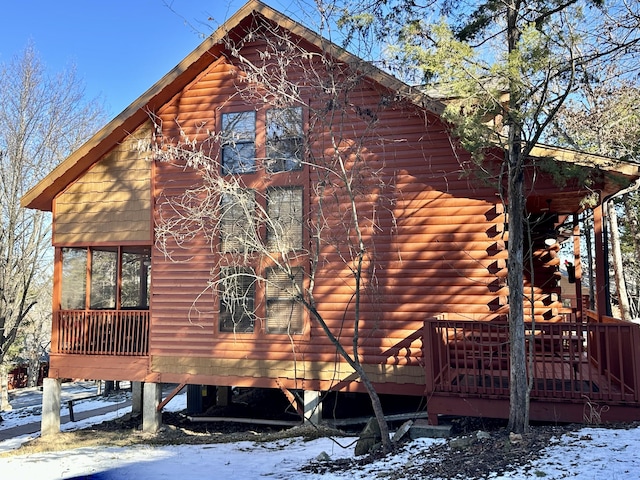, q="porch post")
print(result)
[41,378,62,437]
[303,390,322,425]
[217,386,232,406]
[142,382,162,433]
[573,214,583,321]
[593,203,609,317]
[131,381,143,416]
